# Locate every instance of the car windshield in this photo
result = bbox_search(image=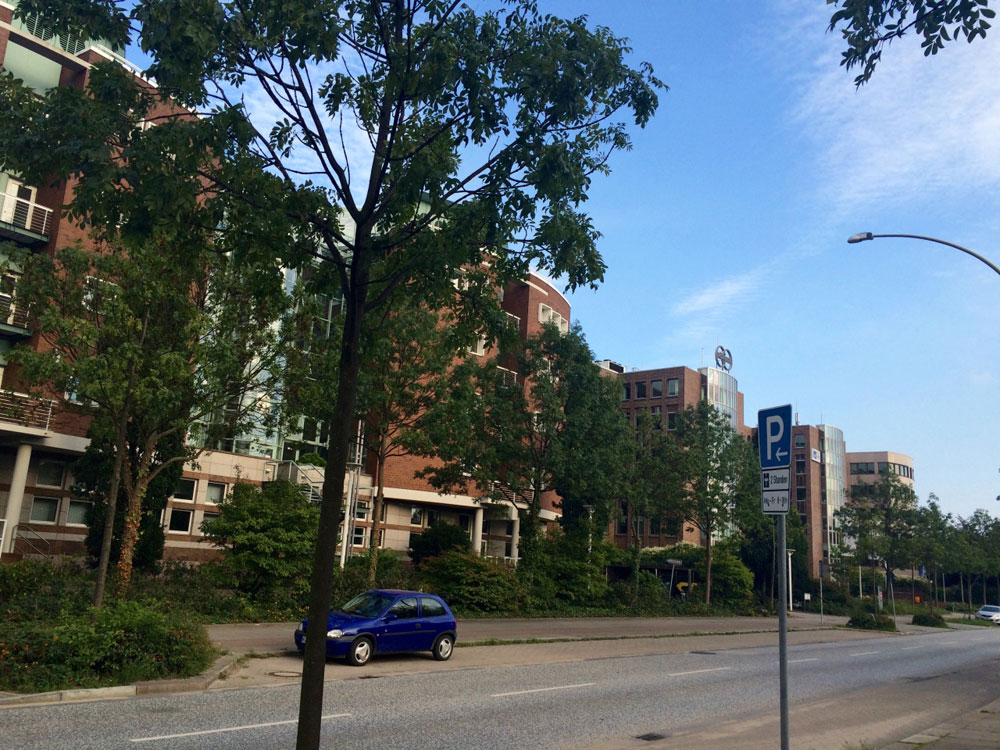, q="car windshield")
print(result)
[338,592,395,618]
[981,606,1000,613]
